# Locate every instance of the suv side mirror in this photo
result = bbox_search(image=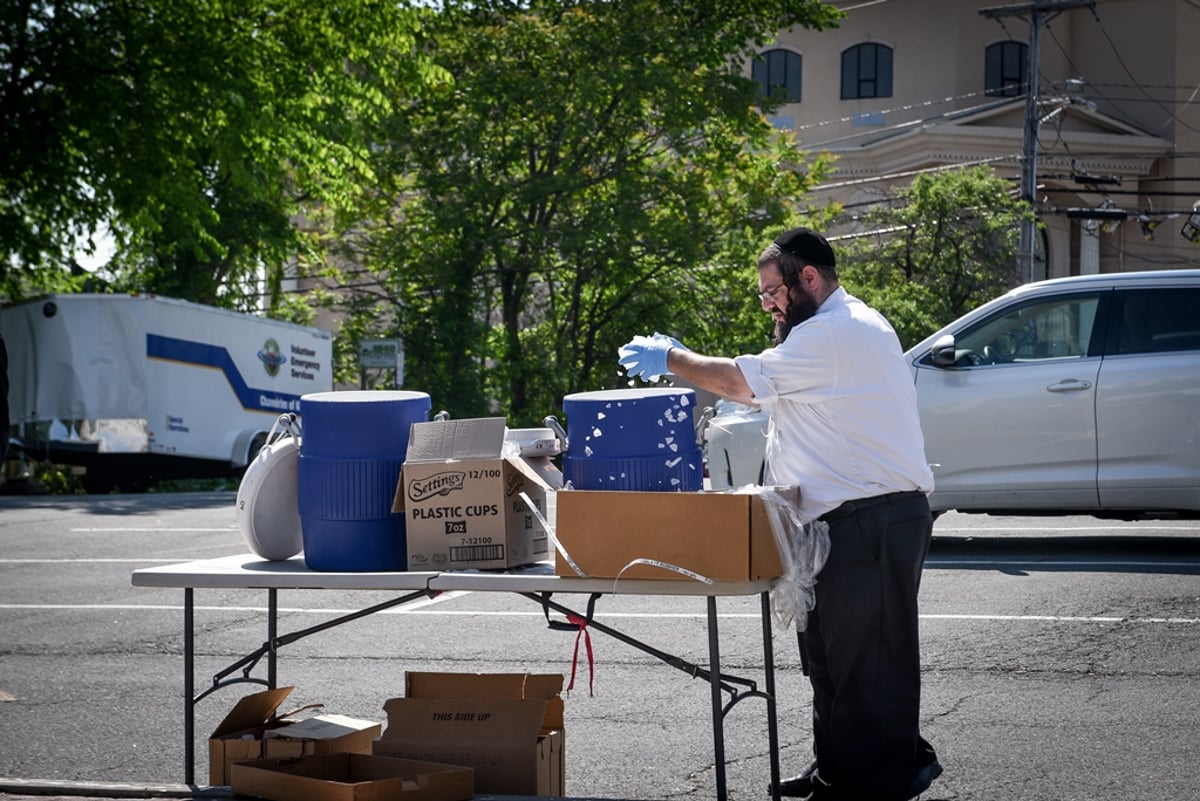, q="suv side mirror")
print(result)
[929,334,957,368]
